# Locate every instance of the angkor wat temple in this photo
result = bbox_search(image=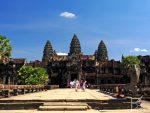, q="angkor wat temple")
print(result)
[42,34,125,87]
[0,34,150,88]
